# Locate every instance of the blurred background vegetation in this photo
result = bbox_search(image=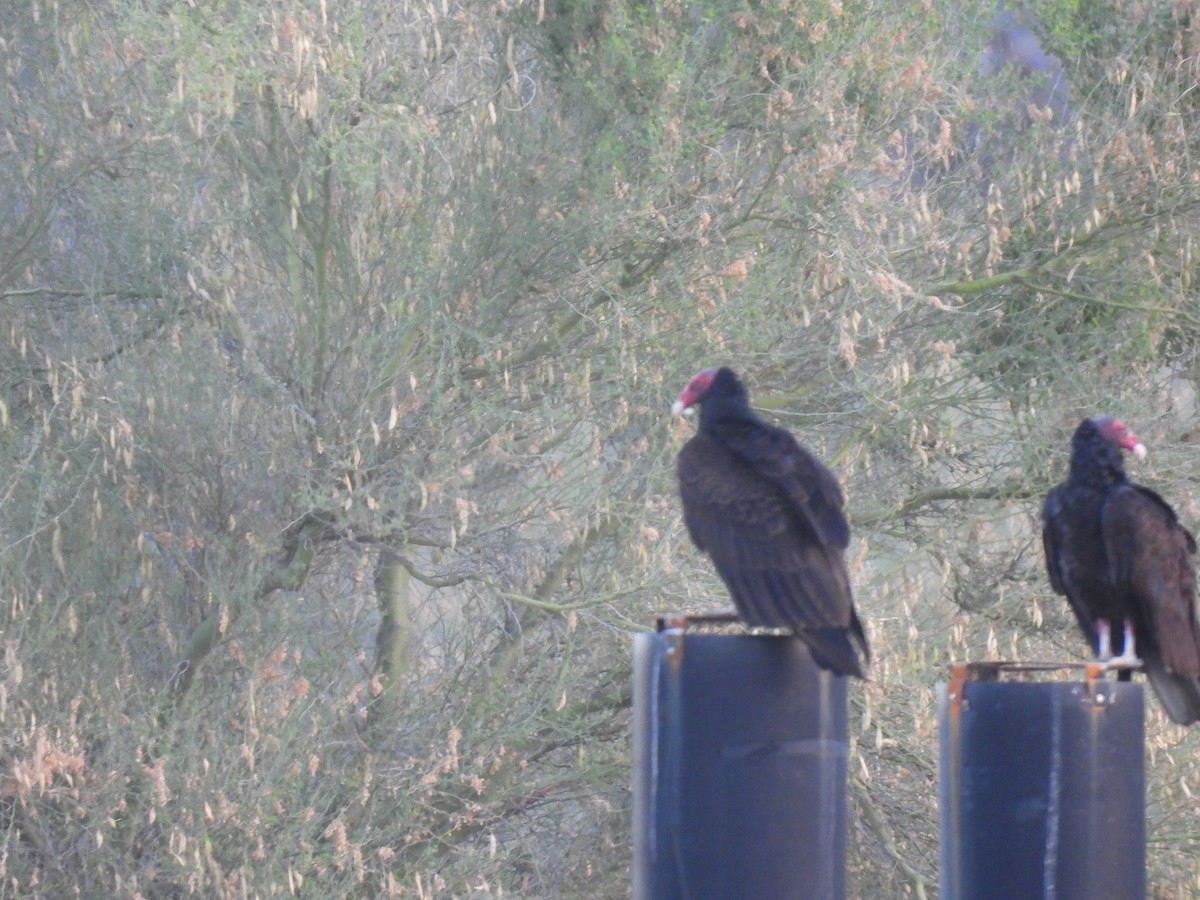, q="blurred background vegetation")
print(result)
[3,0,1200,895]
